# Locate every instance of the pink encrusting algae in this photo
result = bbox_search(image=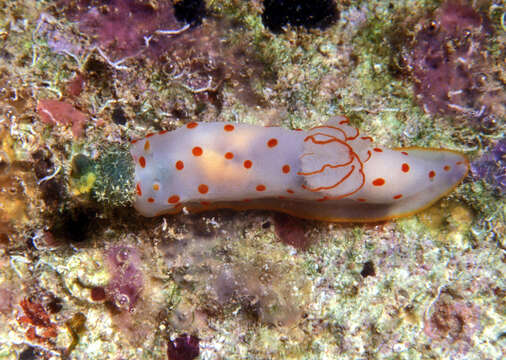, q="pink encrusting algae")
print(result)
[37,99,88,138]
